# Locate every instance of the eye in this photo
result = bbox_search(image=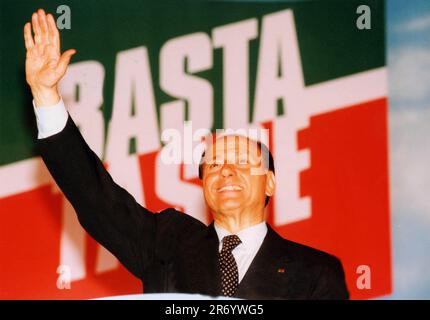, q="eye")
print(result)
[208,159,223,169]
